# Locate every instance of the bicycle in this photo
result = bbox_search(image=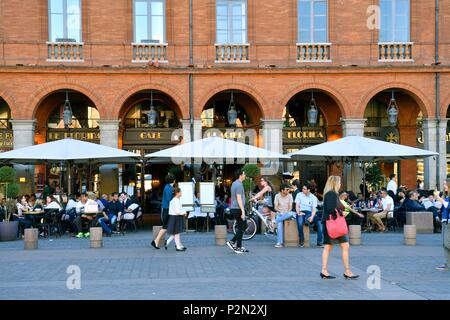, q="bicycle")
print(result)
[231,201,277,240]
